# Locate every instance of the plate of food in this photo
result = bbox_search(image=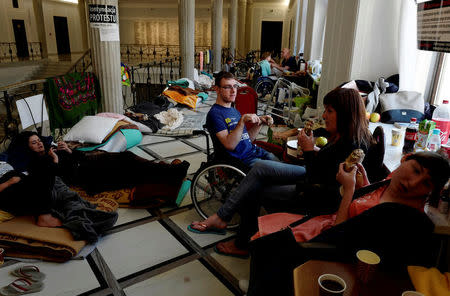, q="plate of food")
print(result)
[287,140,298,150]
